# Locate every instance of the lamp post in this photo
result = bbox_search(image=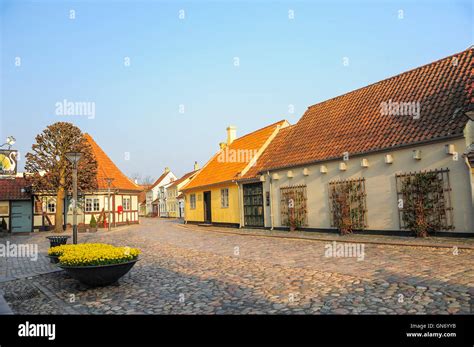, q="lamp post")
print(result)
[65,152,82,244]
[105,178,114,231]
